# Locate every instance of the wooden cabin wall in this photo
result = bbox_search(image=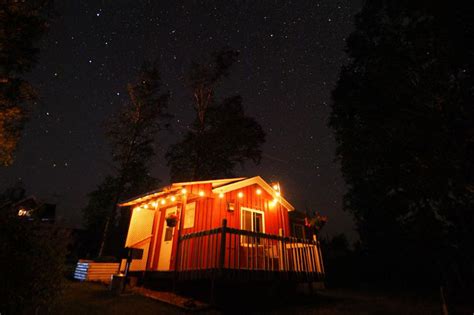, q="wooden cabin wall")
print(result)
[146,182,292,271]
